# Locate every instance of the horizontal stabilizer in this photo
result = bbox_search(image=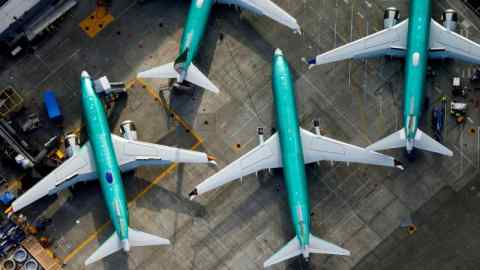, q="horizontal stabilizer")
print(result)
[413,129,453,156]
[137,62,177,79]
[366,128,407,152]
[128,228,170,247]
[264,237,302,268]
[309,234,350,256]
[85,232,123,266]
[367,128,453,156]
[84,228,170,265]
[263,234,350,268]
[137,63,220,93]
[184,63,220,93]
